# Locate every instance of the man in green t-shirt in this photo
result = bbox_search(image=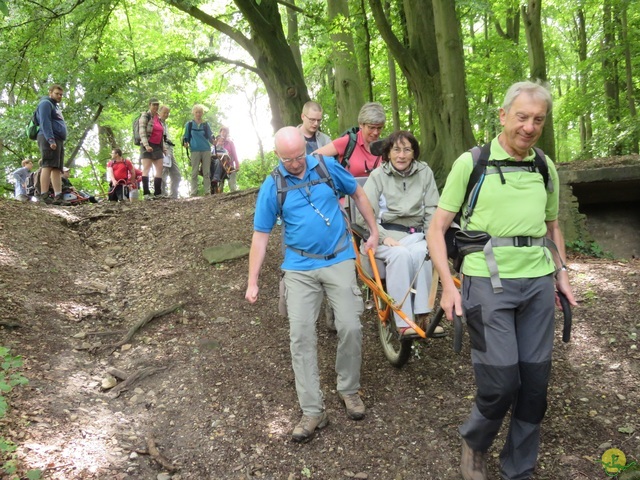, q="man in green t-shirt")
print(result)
[427,81,577,480]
